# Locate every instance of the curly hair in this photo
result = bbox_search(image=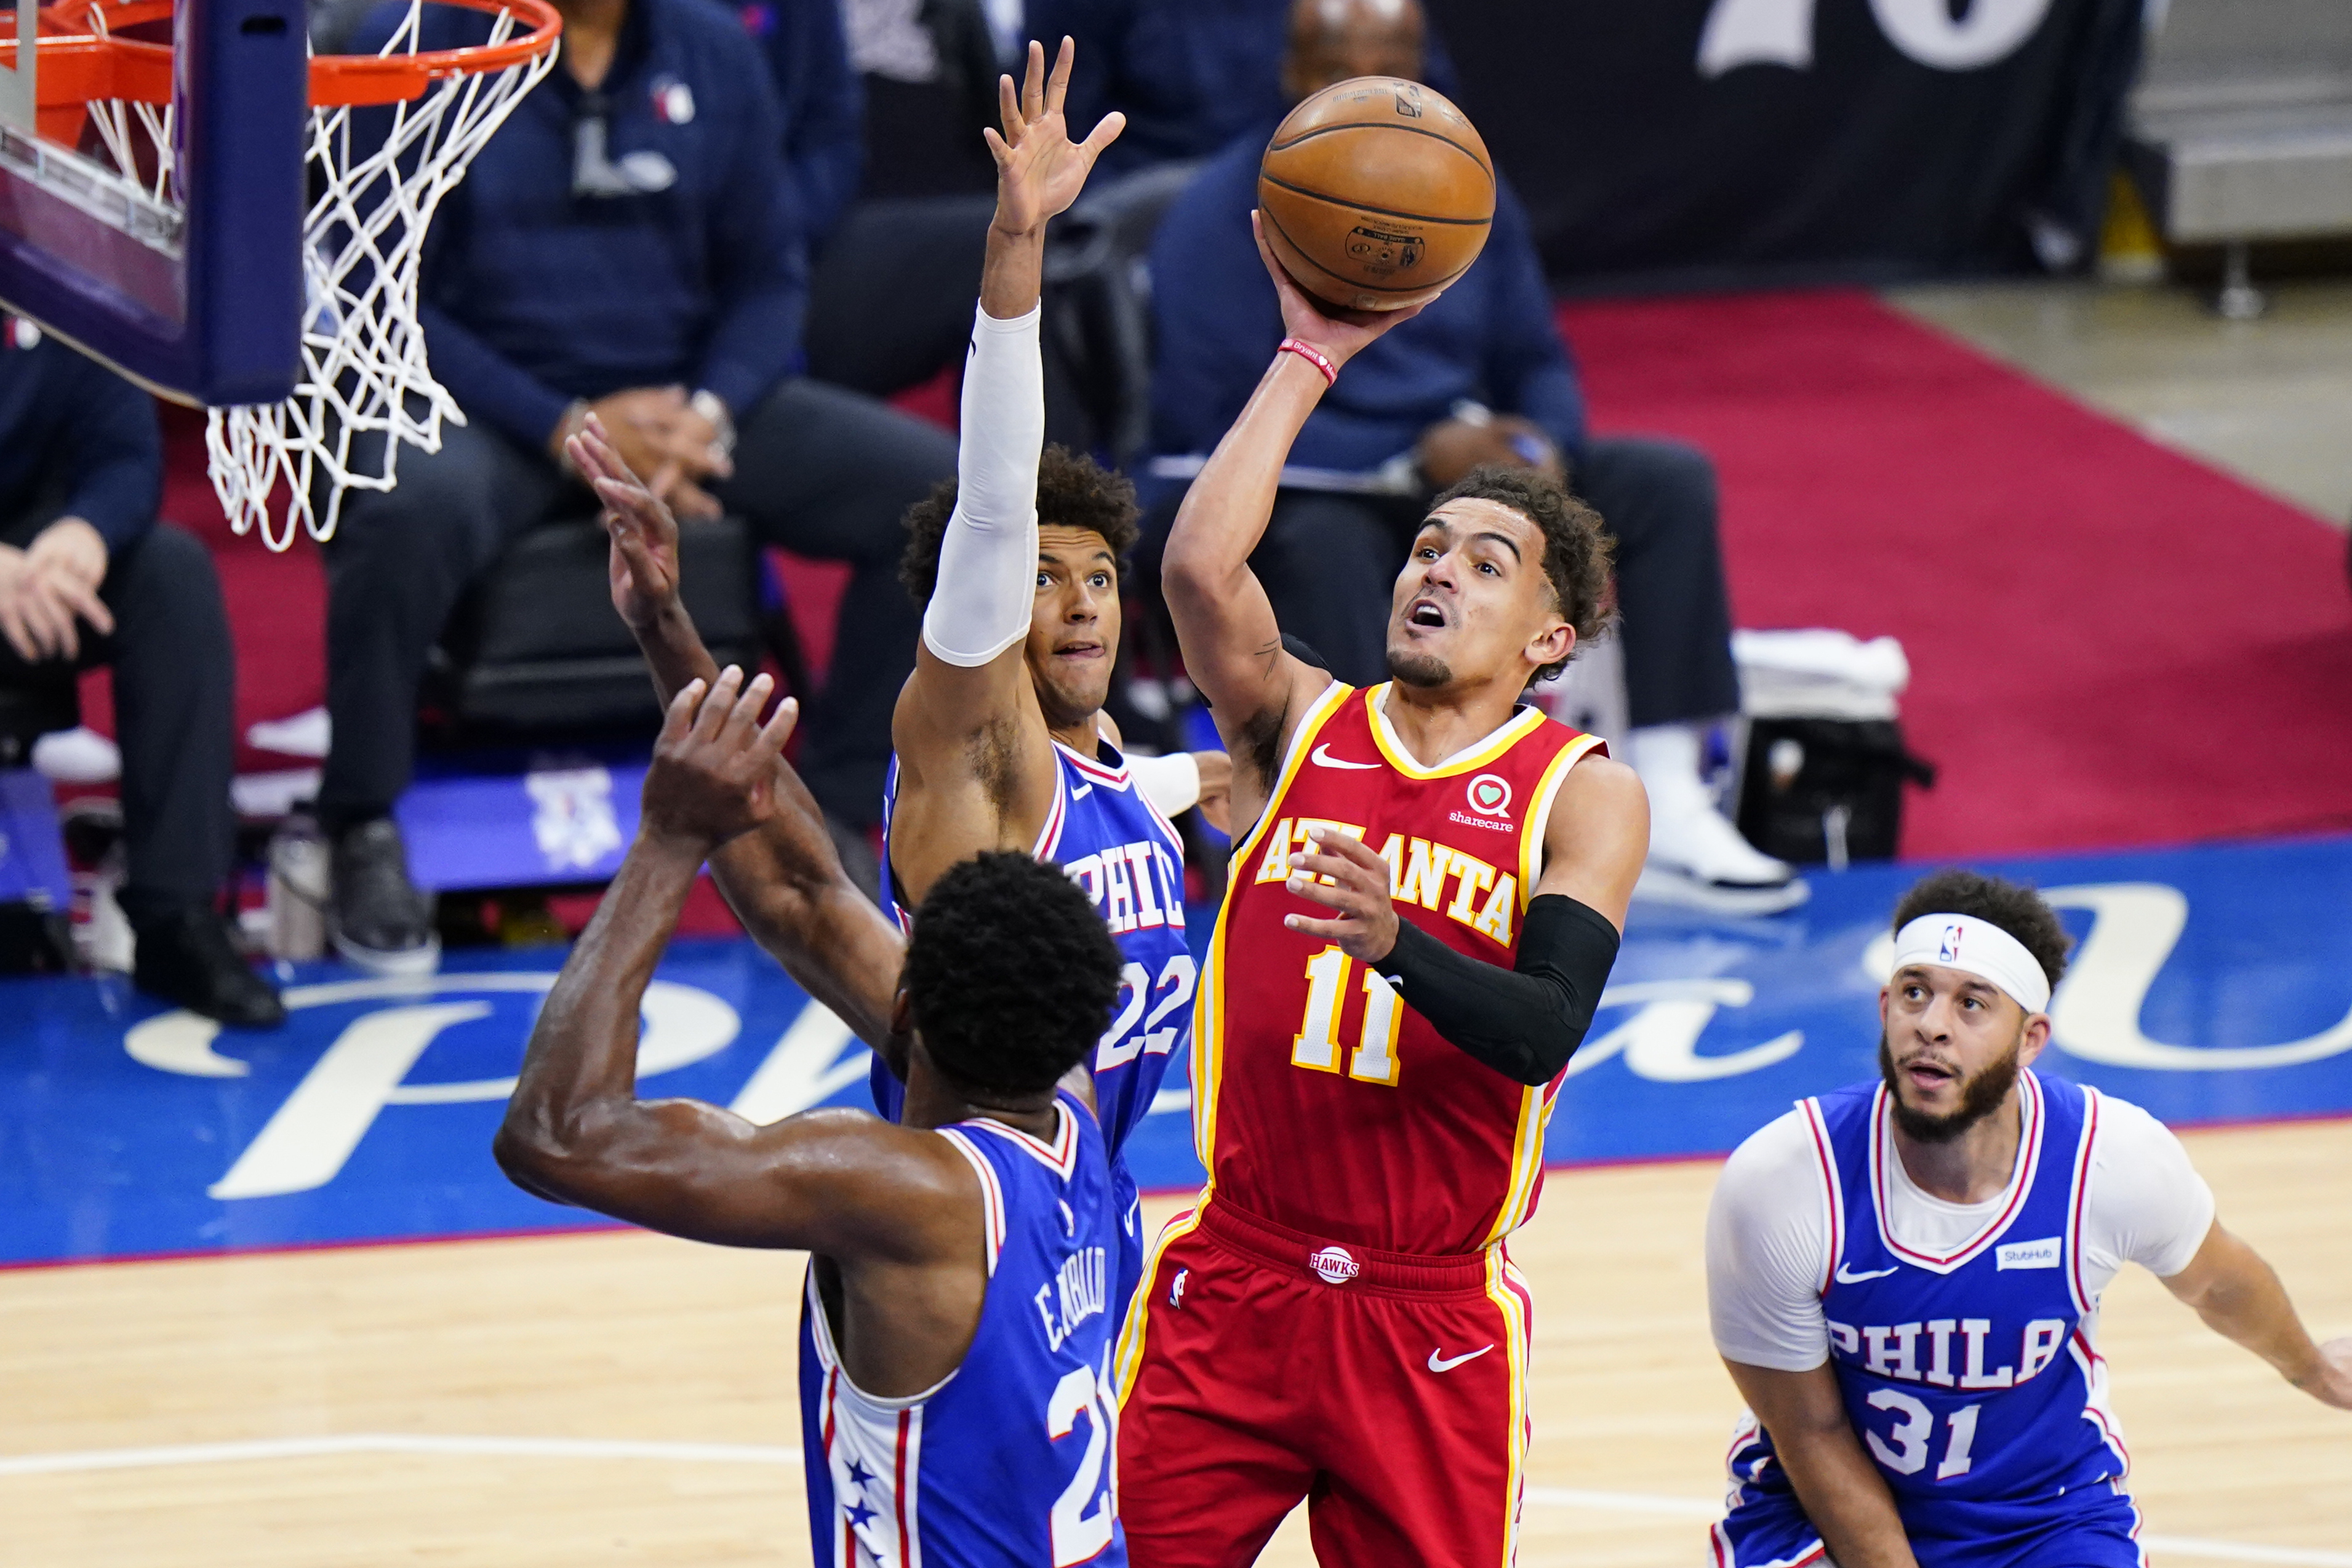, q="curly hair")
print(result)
[903,851,1122,1098]
[1429,464,1616,682]
[1891,869,2073,992]
[899,446,1142,606]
